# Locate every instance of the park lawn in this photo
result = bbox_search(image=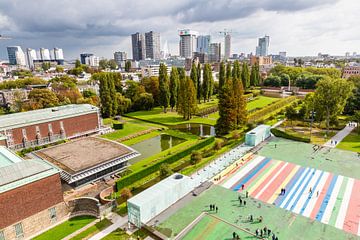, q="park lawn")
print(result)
[336,130,360,153]
[101,117,163,141]
[69,218,112,240]
[246,96,279,111]
[102,228,148,240]
[33,216,96,240]
[197,98,218,110]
